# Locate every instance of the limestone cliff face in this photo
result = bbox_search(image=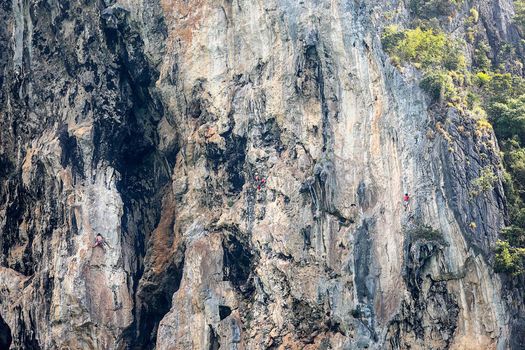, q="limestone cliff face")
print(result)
[0,0,522,349]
